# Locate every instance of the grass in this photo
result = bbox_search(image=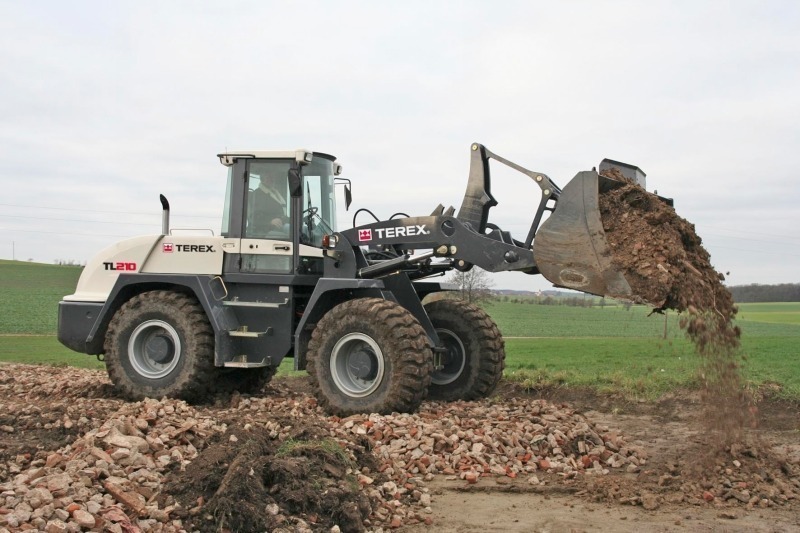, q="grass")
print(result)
[0,260,83,334]
[503,334,800,400]
[276,438,351,462]
[484,300,684,338]
[275,438,359,491]
[0,335,105,369]
[1,259,798,399]
[504,337,698,398]
[492,300,800,399]
[736,302,800,325]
